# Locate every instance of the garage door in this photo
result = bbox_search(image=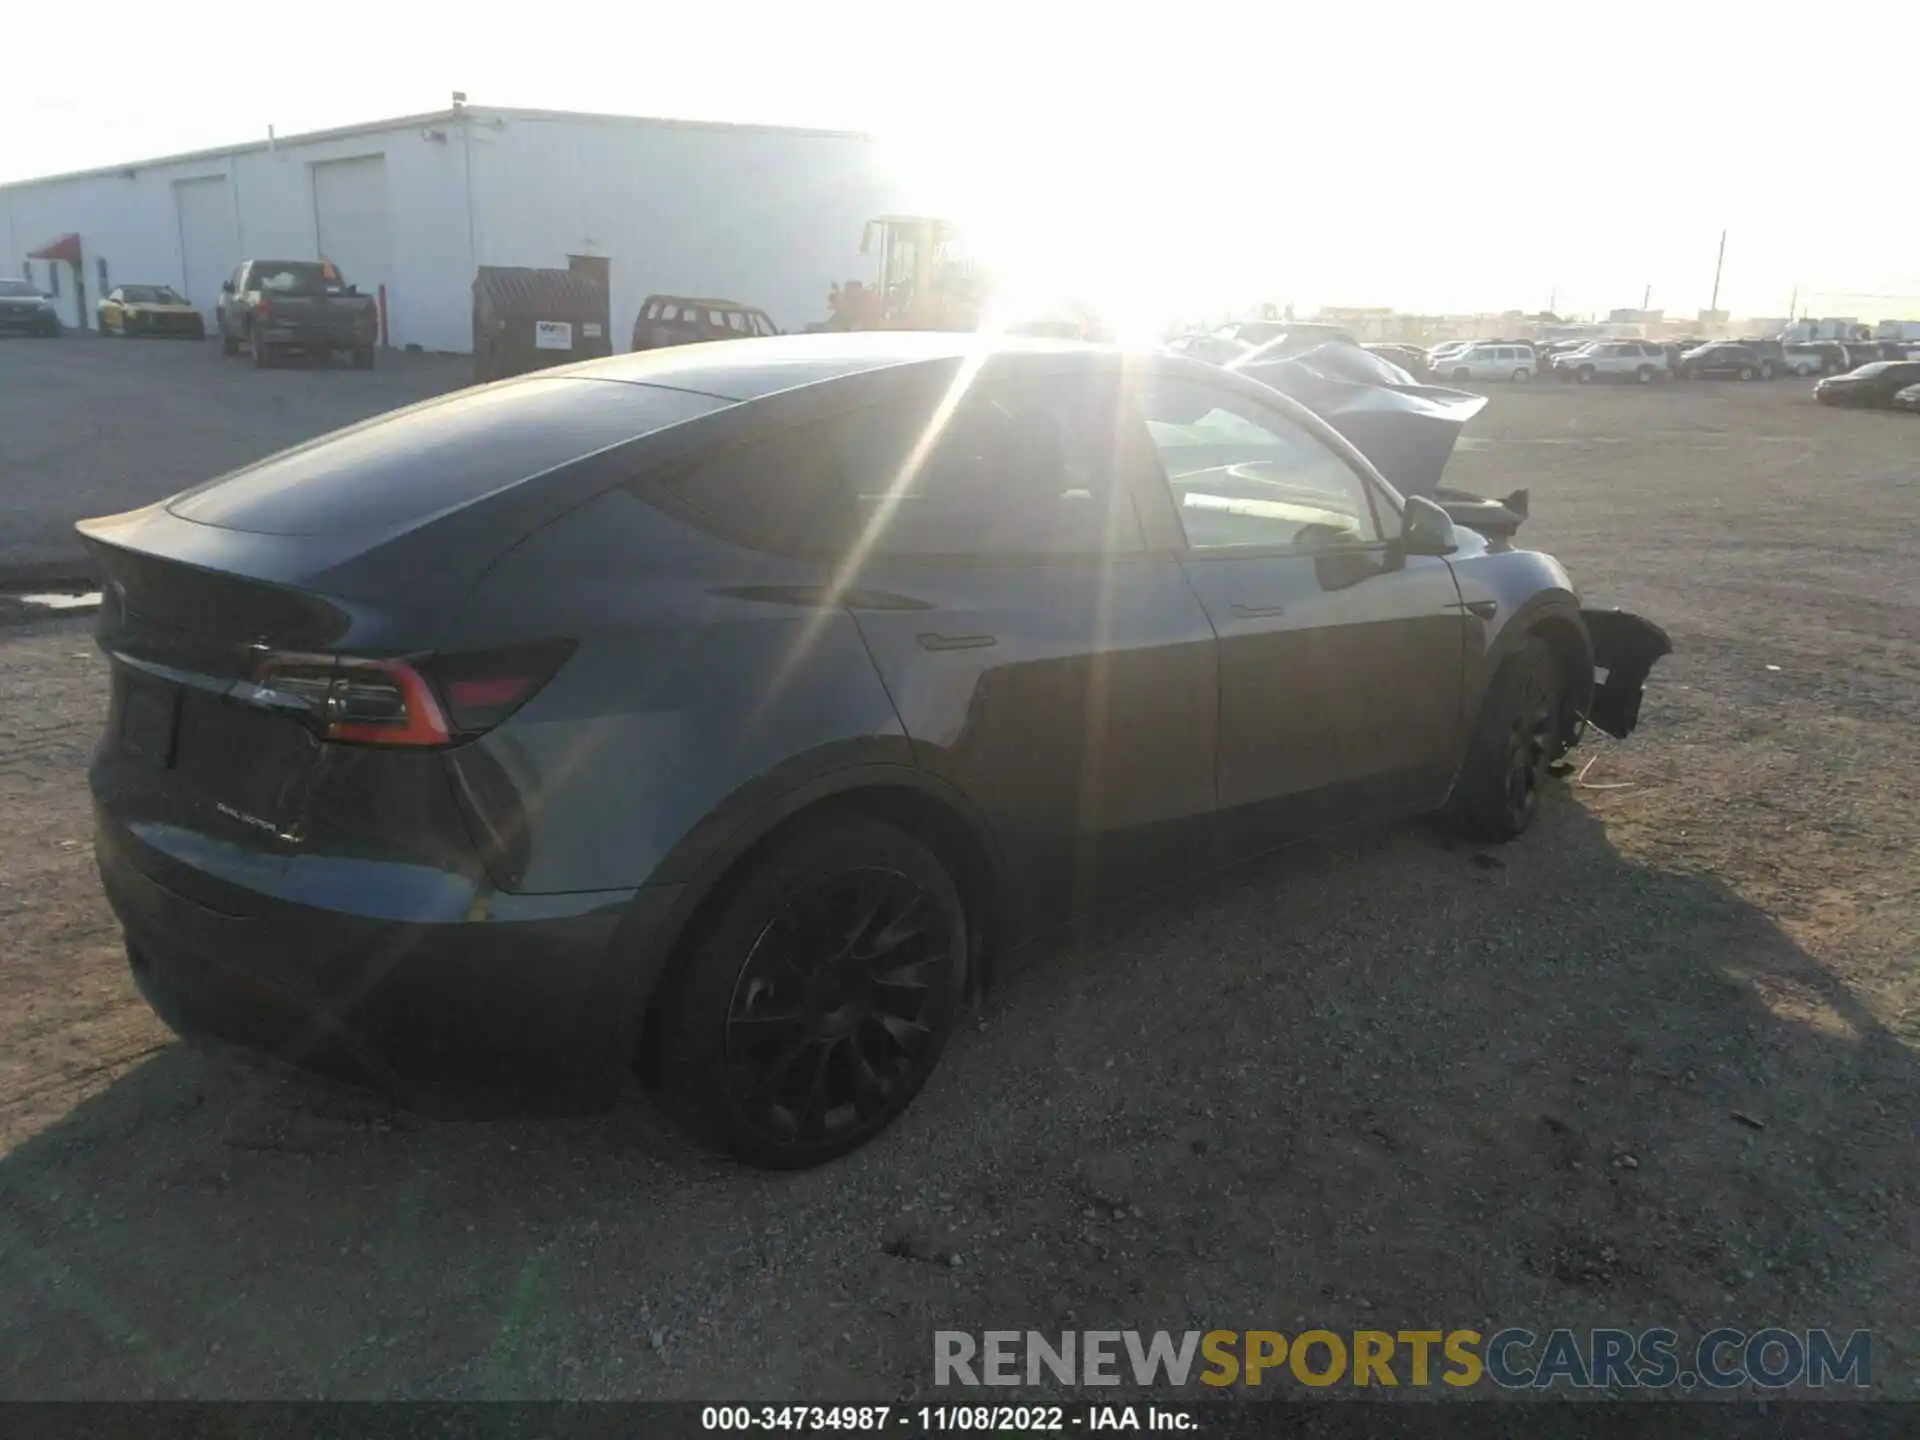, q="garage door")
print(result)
[312,155,393,340]
[174,176,238,324]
